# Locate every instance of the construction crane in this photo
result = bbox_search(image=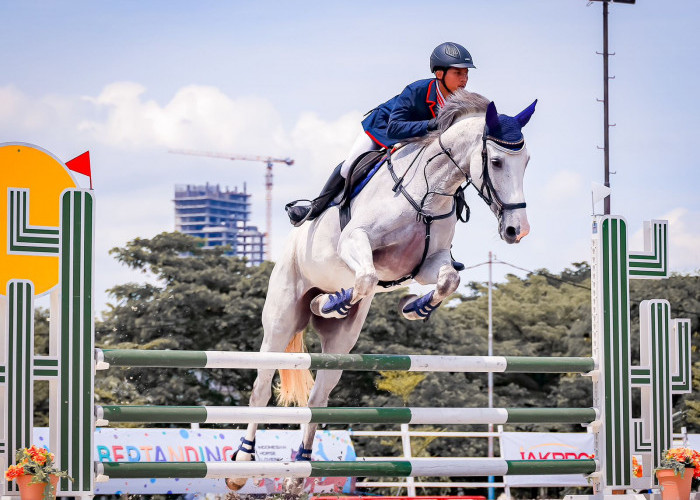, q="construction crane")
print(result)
[169,149,294,261]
